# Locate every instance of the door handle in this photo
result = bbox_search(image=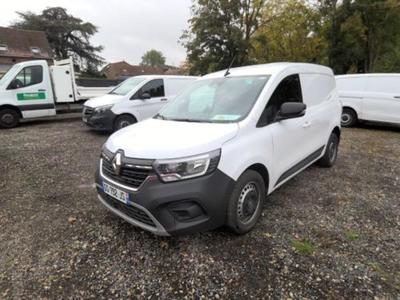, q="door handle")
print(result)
[160,98,167,101]
[38,89,46,92]
[394,96,400,99]
[303,121,312,128]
